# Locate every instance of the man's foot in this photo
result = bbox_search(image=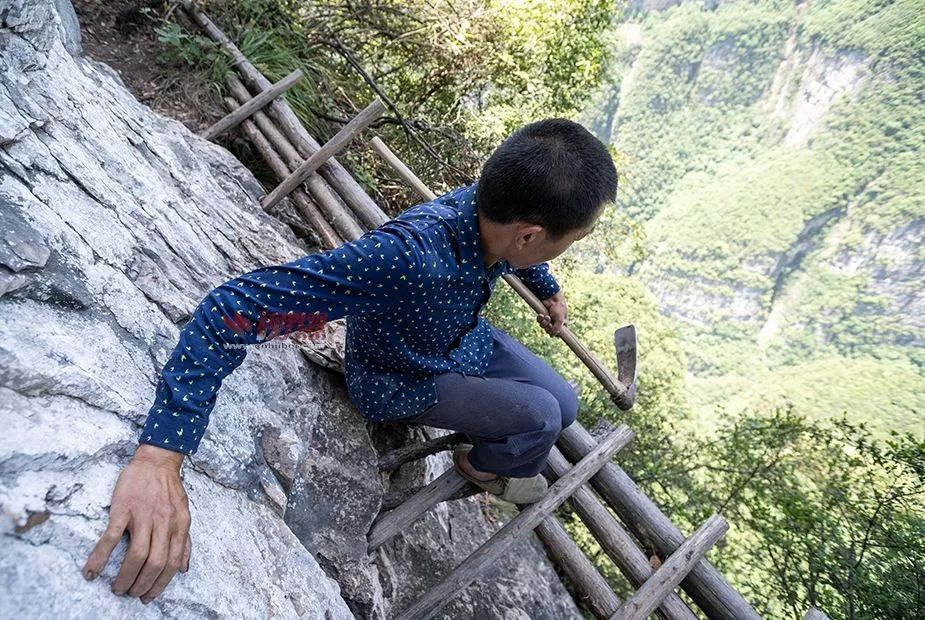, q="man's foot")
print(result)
[452,444,548,504]
[457,450,499,482]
